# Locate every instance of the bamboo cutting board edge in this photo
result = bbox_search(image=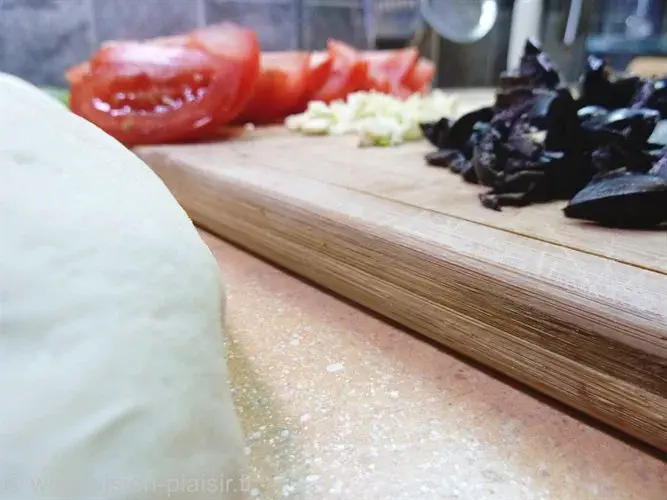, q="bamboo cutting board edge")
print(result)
[136,149,667,452]
[142,132,667,274]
